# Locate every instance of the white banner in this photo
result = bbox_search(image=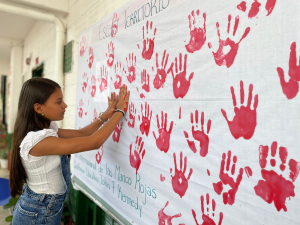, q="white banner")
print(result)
[74,0,300,224]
